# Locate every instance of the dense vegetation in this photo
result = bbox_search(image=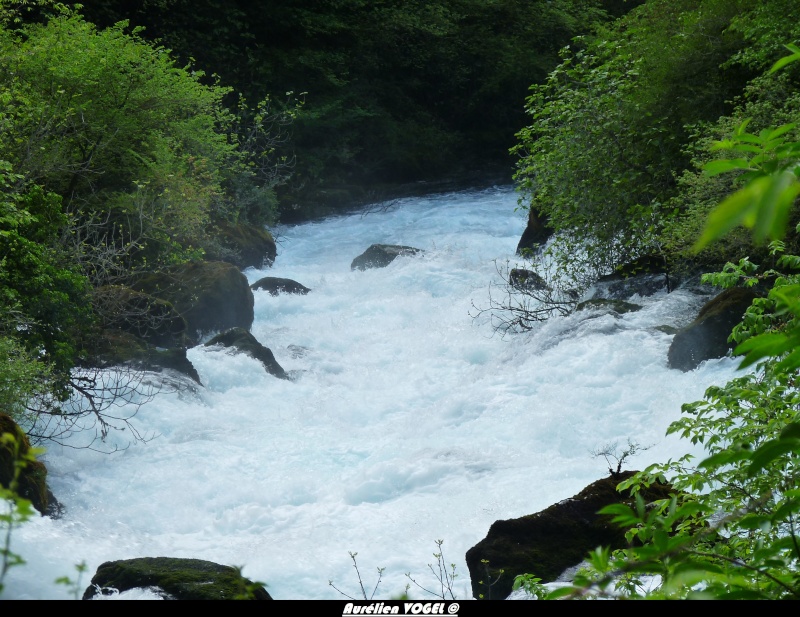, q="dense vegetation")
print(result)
[3,0,800,600]
[79,0,628,219]
[510,0,800,600]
